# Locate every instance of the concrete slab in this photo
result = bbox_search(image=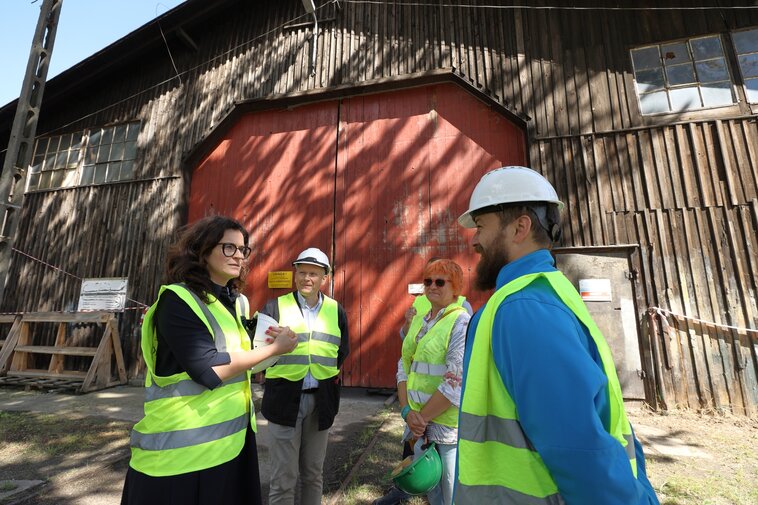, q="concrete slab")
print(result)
[634,423,711,459]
